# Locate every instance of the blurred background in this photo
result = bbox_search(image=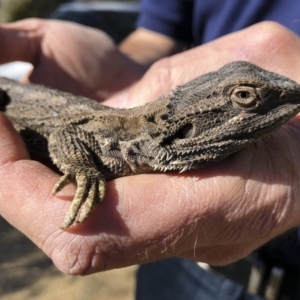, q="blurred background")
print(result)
[0,0,139,43]
[0,1,139,299]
